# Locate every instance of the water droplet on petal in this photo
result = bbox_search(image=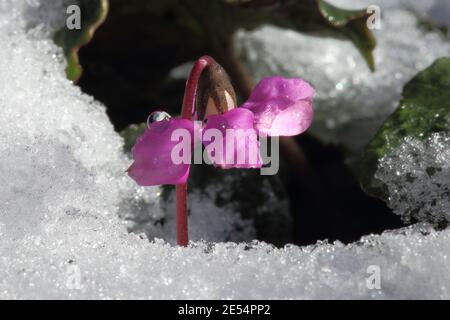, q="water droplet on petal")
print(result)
[147,111,171,127]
